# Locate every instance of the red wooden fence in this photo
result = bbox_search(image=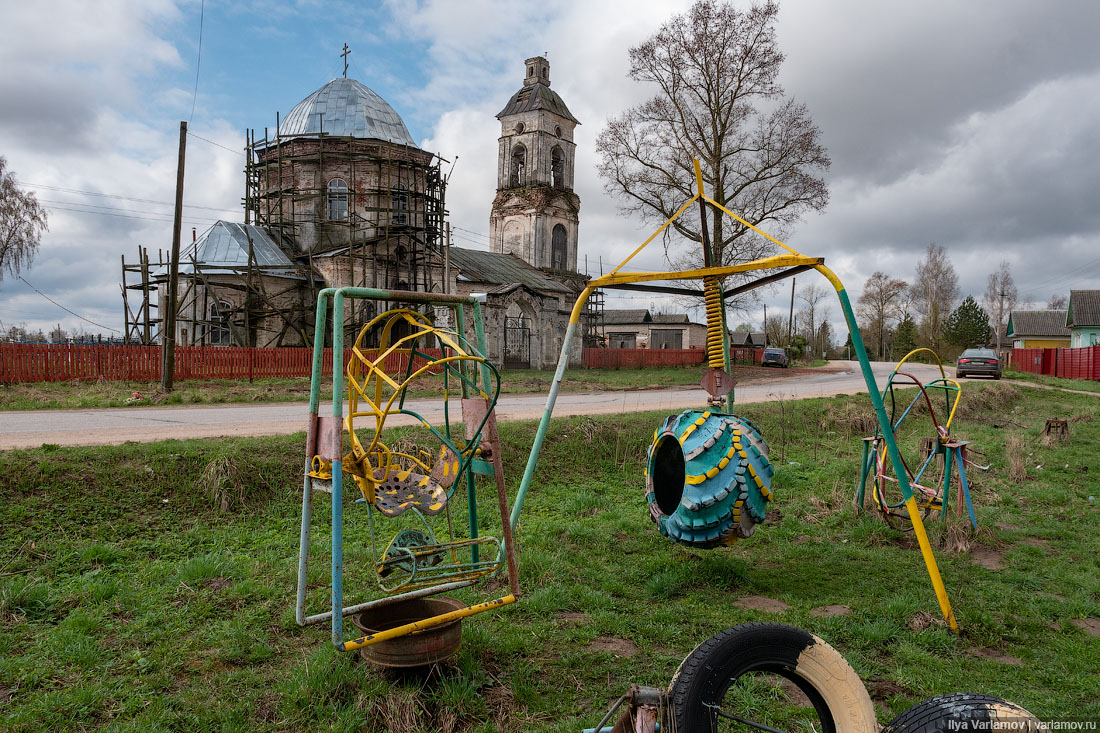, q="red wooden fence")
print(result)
[581,347,762,369]
[1008,345,1100,380]
[0,343,445,384]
